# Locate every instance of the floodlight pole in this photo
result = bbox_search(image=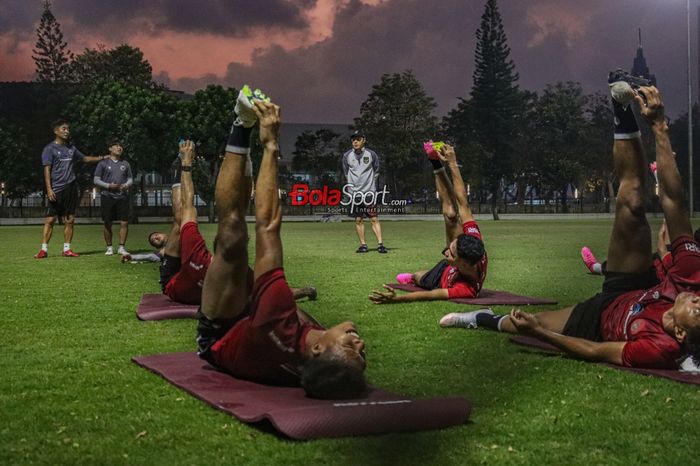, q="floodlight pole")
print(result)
[688,0,695,216]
